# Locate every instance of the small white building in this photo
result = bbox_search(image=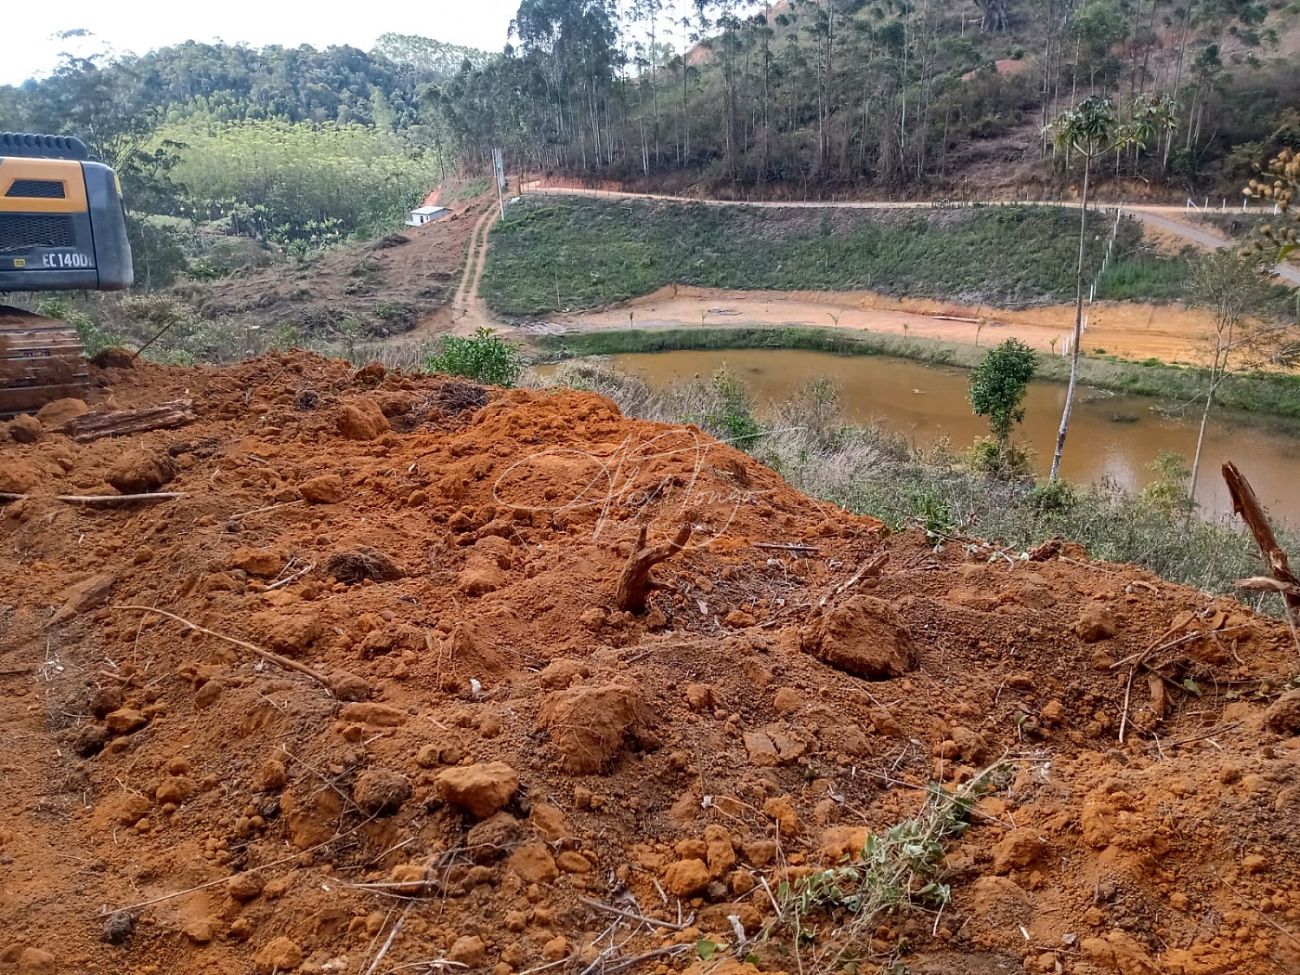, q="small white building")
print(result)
[406,205,449,227]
